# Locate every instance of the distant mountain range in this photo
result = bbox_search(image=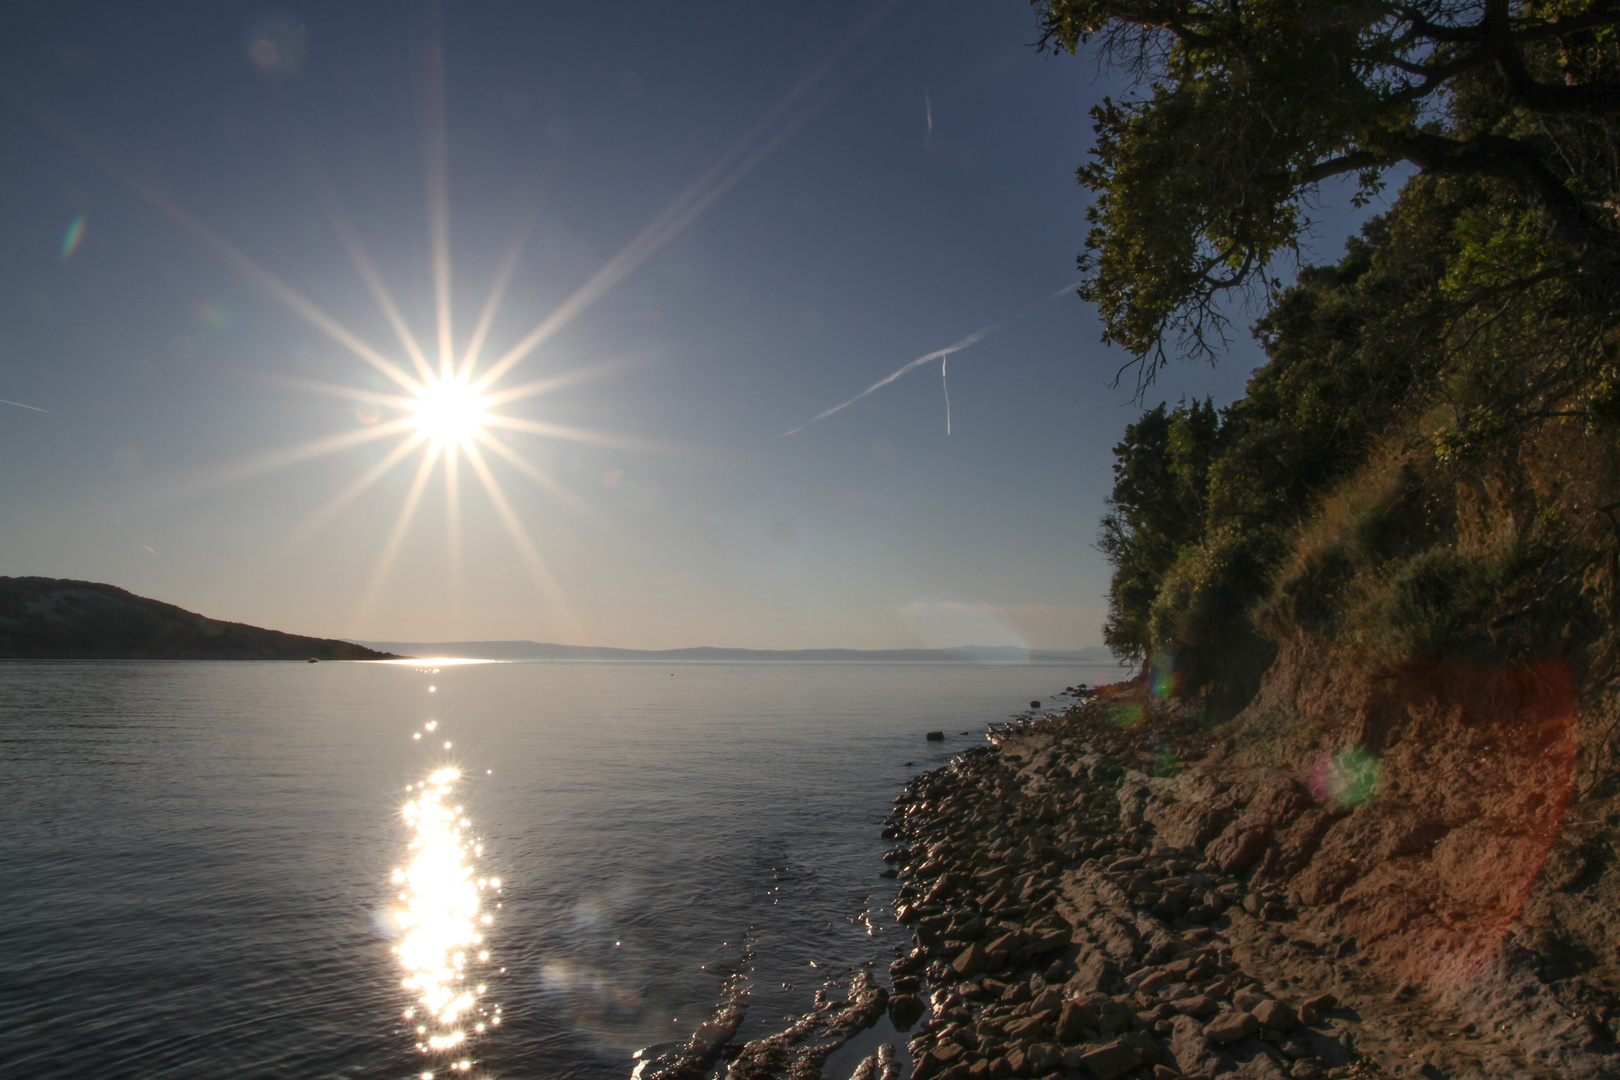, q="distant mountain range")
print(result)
[0,577,396,661]
[0,575,1123,665]
[351,639,1122,664]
